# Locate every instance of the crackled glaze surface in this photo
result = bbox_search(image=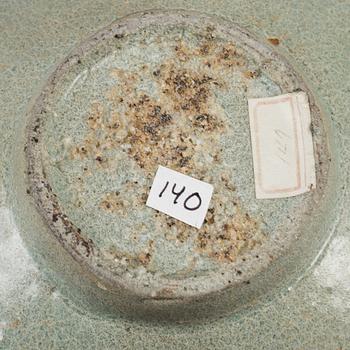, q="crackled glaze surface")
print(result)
[25,12,332,305]
[0,0,349,349]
